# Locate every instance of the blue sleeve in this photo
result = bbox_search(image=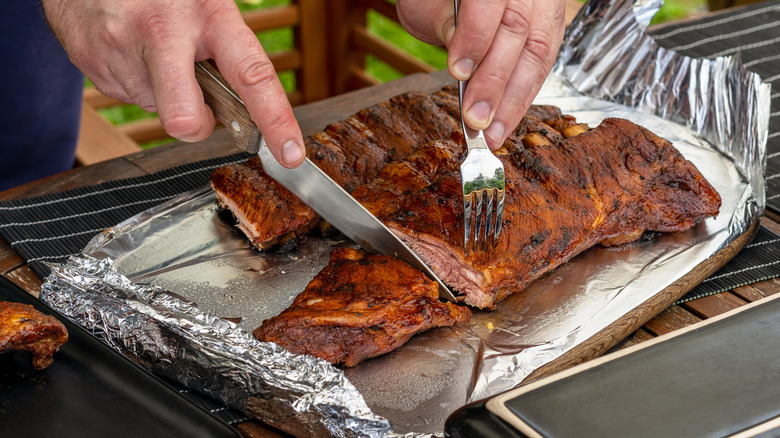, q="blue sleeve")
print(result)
[0,3,84,191]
